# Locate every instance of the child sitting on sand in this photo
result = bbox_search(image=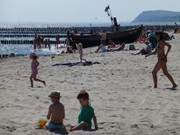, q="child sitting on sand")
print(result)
[30,53,46,87]
[70,90,98,132]
[46,91,67,134]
